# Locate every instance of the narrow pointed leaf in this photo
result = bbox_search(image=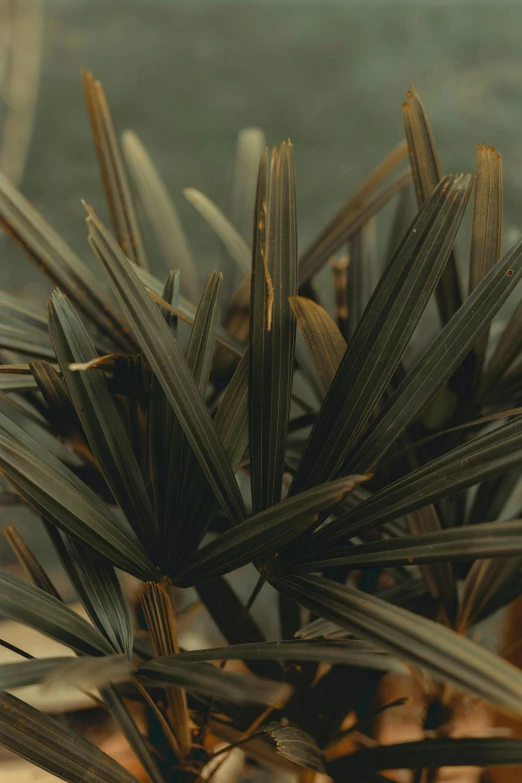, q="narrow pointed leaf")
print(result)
[0,410,156,580]
[404,506,456,617]
[289,295,346,395]
[48,291,158,553]
[0,170,127,345]
[343,233,522,476]
[171,350,250,566]
[299,170,411,286]
[123,129,198,300]
[469,144,503,293]
[87,208,247,526]
[312,414,522,547]
[0,290,48,331]
[231,128,266,242]
[249,143,298,513]
[149,271,180,524]
[482,298,522,394]
[184,187,251,275]
[176,475,365,586]
[0,657,72,689]
[166,272,222,544]
[457,555,522,632]
[292,174,471,494]
[0,322,54,358]
[386,183,417,260]
[175,640,405,673]
[299,142,409,283]
[469,144,503,383]
[272,572,522,716]
[0,373,37,390]
[348,217,378,337]
[44,655,133,691]
[0,689,142,783]
[4,525,61,599]
[83,71,149,270]
[138,657,292,706]
[403,84,462,324]
[296,519,522,570]
[46,525,133,655]
[0,567,113,655]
